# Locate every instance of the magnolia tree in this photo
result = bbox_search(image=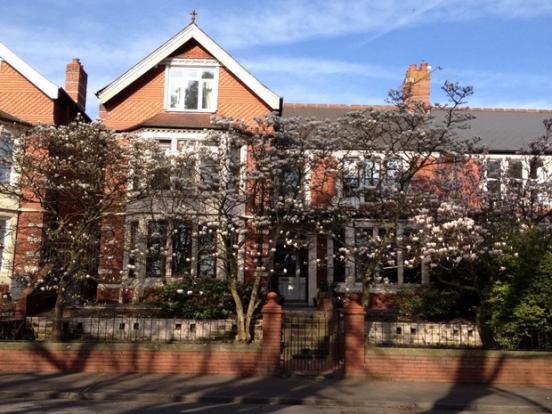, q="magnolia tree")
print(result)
[135,116,345,342]
[320,82,481,304]
[0,118,149,337]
